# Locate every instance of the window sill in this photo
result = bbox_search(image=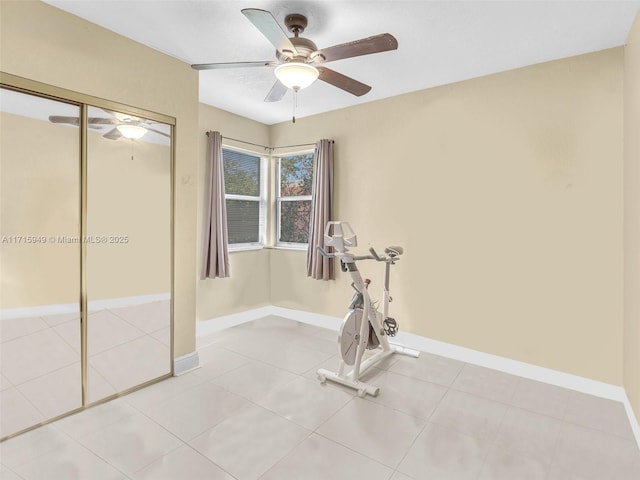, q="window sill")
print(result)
[228,244,265,253]
[274,243,308,252]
